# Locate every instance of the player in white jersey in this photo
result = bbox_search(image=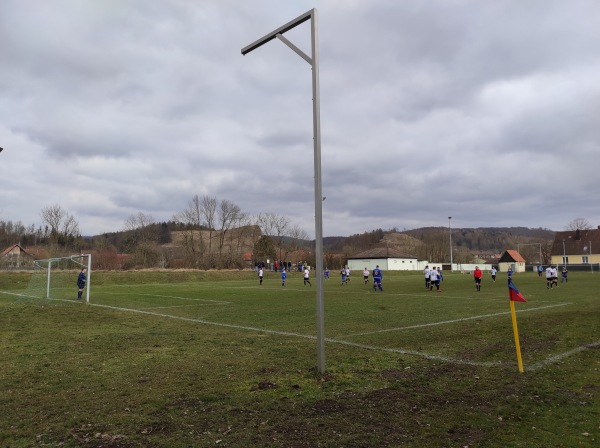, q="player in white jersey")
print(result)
[429,267,441,292]
[363,268,370,284]
[424,265,431,289]
[551,266,558,288]
[545,266,553,288]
